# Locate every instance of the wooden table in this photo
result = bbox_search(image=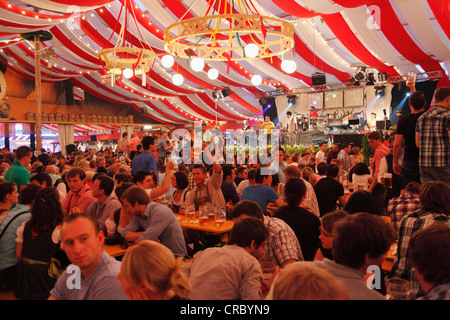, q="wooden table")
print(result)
[103,244,131,258]
[382,243,397,272]
[174,214,234,233]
